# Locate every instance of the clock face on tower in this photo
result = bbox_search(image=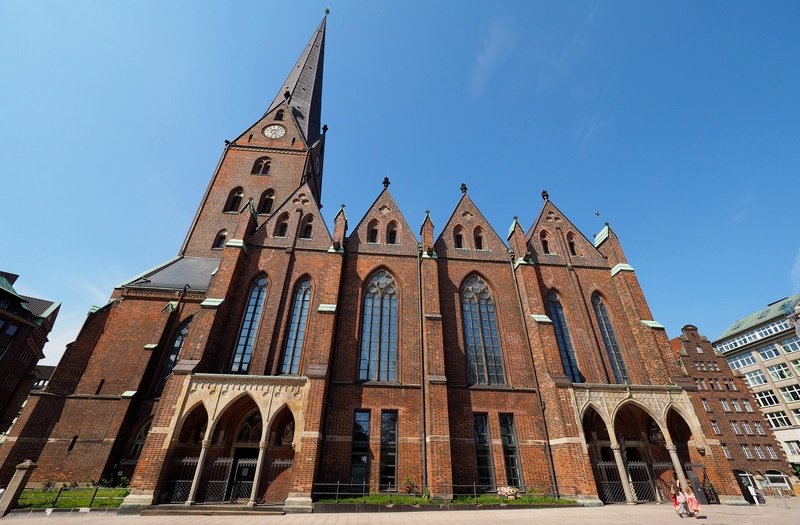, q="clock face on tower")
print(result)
[263,124,286,139]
